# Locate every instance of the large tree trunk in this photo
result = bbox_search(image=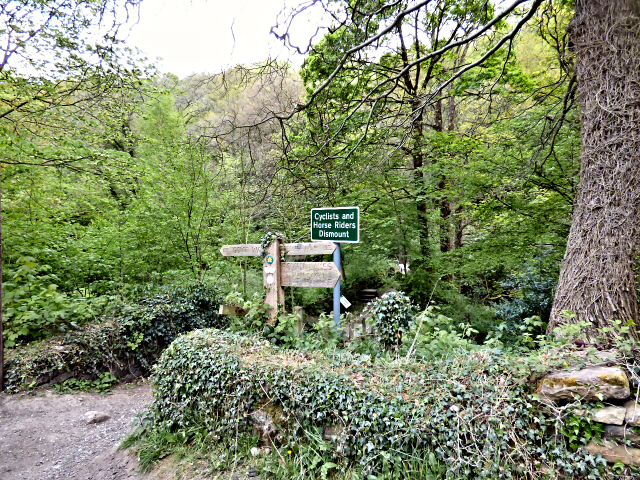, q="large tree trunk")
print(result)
[1,183,3,392]
[547,0,640,340]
